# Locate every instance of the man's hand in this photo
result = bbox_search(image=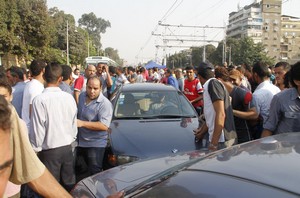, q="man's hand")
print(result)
[77,119,83,128]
